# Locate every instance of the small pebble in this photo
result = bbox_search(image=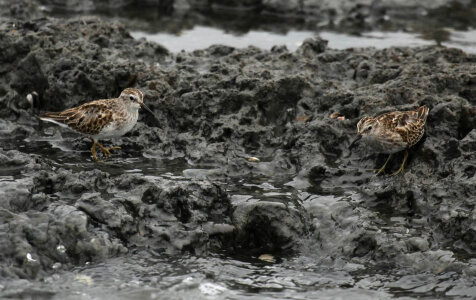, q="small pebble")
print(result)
[75,275,93,285]
[295,115,312,122]
[330,112,345,120]
[26,253,36,262]
[258,254,276,263]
